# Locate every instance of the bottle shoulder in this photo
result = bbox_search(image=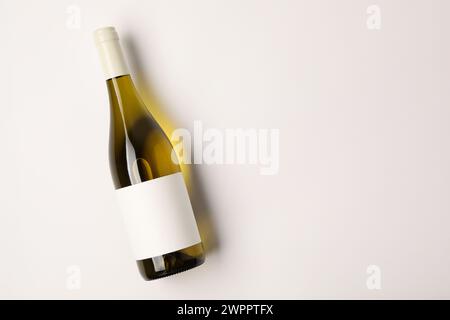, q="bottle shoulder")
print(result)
[108,115,180,188]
